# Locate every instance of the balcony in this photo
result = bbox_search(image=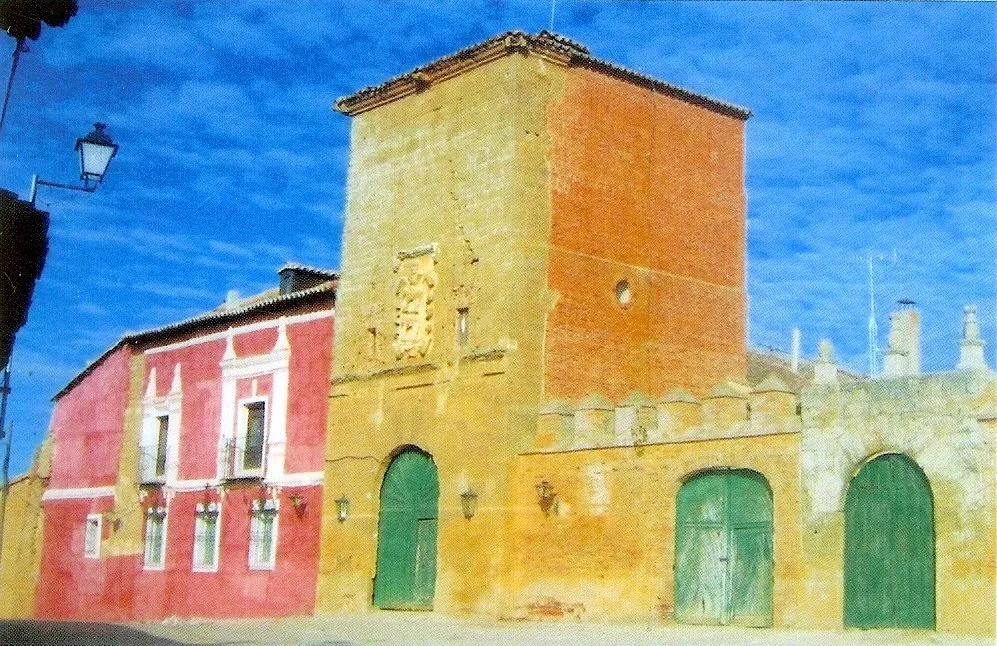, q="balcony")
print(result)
[221,437,265,481]
[138,444,167,485]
